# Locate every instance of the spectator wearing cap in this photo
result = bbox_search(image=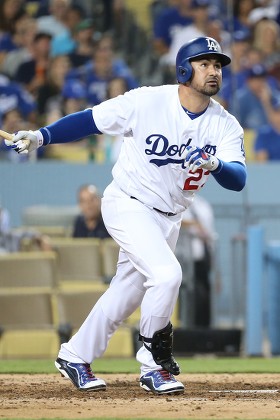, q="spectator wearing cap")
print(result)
[248,1,278,27]
[68,18,96,68]
[233,63,280,130]
[14,31,52,96]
